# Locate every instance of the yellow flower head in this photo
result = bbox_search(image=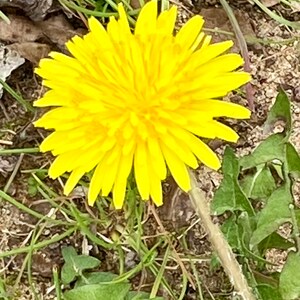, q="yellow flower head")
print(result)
[34,0,251,209]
